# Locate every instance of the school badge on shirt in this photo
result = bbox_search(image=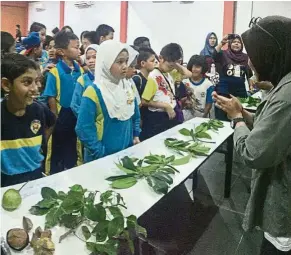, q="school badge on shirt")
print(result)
[31,120,41,134]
